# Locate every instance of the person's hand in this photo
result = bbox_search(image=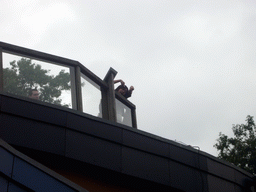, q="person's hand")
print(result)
[121,80,125,85]
[130,86,134,91]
